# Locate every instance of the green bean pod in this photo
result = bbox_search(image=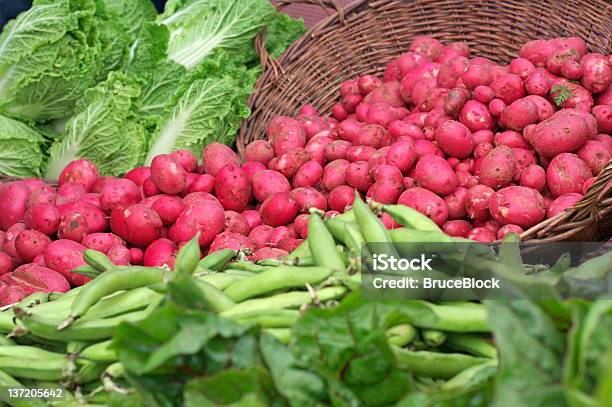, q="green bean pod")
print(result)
[422,329,447,347]
[444,334,498,359]
[223,266,333,302]
[81,287,160,321]
[16,292,52,309]
[324,216,351,243]
[221,286,347,317]
[352,192,399,258]
[197,273,249,290]
[80,340,116,363]
[286,240,311,260]
[0,311,15,334]
[391,347,489,379]
[60,266,165,330]
[83,250,116,272]
[198,248,236,271]
[228,309,300,328]
[264,328,290,344]
[383,205,442,233]
[386,324,417,347]
[74,360,109,385]
[308,213,345,270]
[71,265,102,279]
[564,251,612,280]
[194,280,236,312]
[0,335,15,346]
[174,235,201,276]
[228,261,267,273]
[257,255,315,267]
[0,369,47,407]
[0,356,66,380]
